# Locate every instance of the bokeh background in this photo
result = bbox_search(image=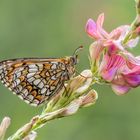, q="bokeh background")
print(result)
[0,0,139,140]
